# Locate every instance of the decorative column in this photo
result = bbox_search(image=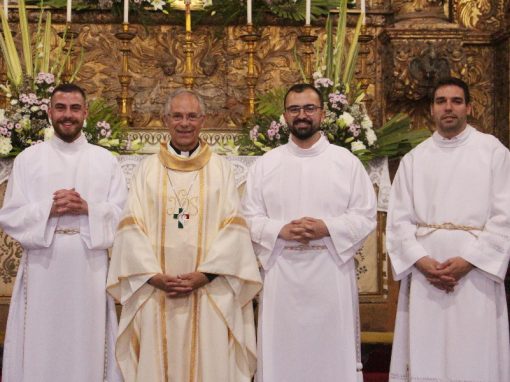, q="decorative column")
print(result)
[115,23,136,127]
